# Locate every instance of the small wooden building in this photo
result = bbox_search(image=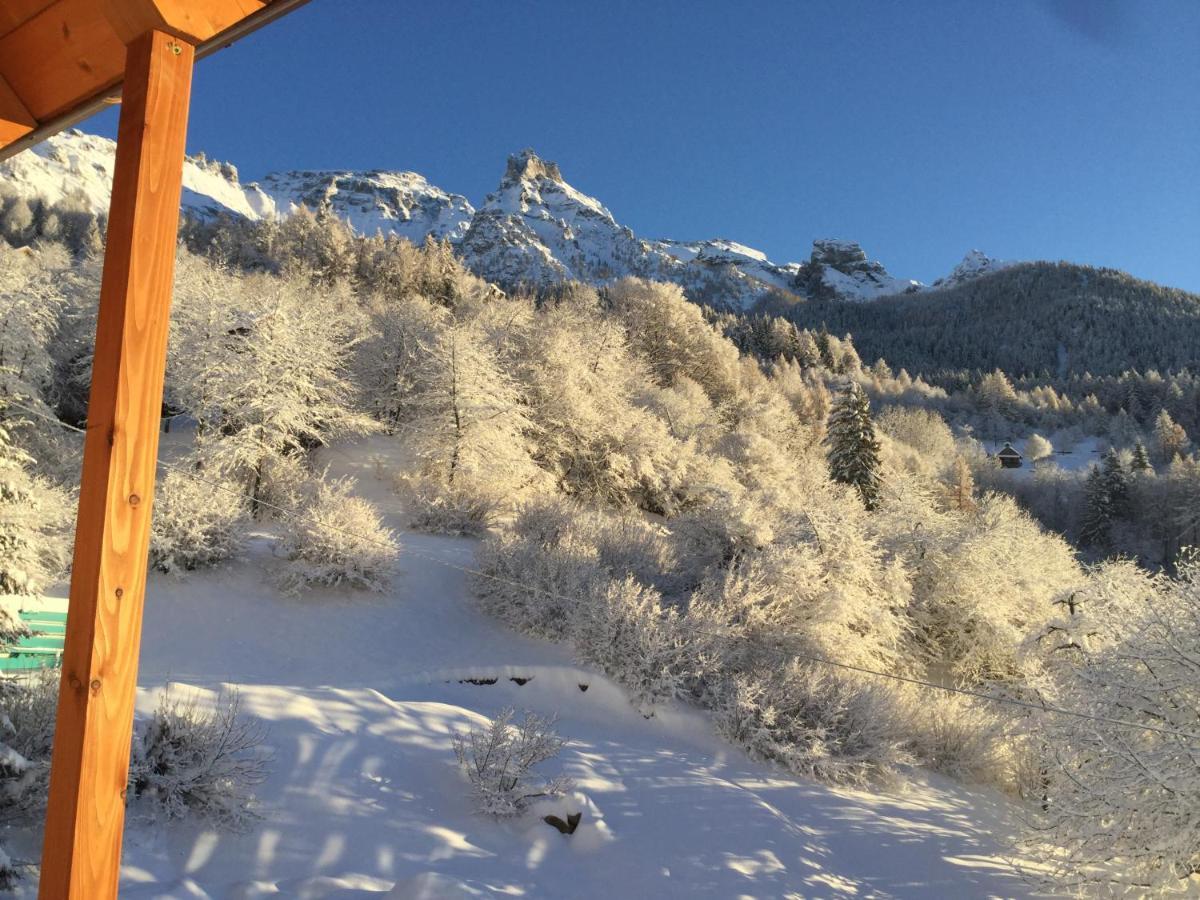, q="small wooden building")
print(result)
[997,442,1023,469]
[0,3,308,897]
